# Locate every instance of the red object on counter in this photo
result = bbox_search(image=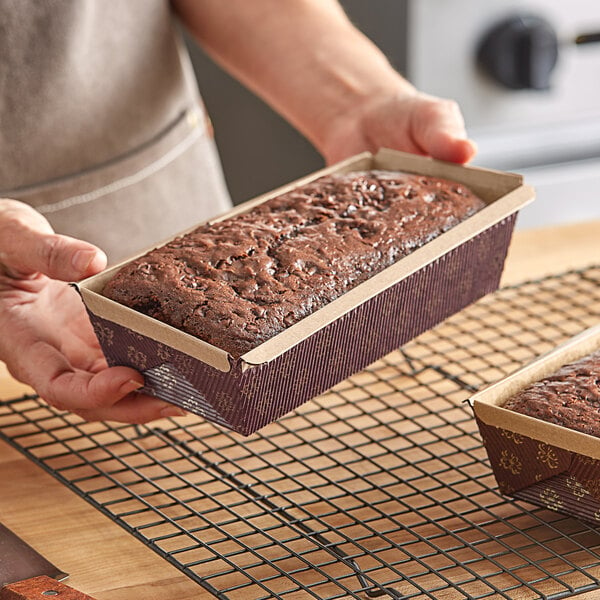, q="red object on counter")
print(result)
[0,576,96,600]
